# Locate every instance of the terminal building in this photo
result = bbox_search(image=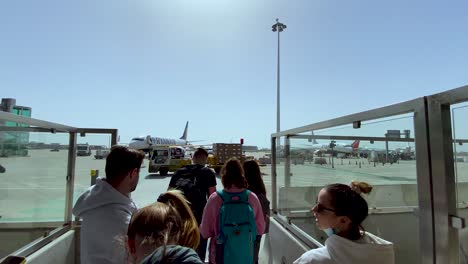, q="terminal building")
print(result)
[1,98,31,156]
[242,145,259,152]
